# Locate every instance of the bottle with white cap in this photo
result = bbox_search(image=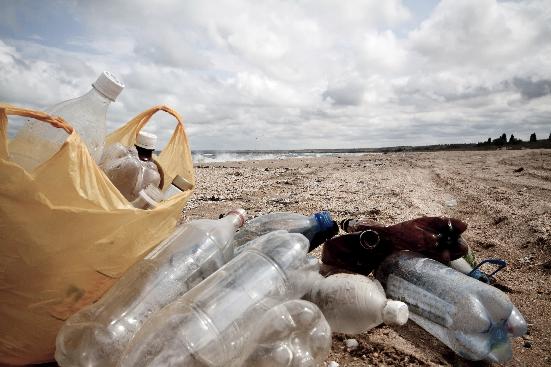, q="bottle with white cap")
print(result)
[55,208,247,367]
[10,71,125,170]
[303,272,408,334]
